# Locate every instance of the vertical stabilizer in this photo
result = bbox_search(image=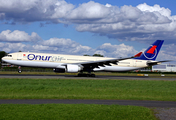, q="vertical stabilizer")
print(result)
[134,40,164,60]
